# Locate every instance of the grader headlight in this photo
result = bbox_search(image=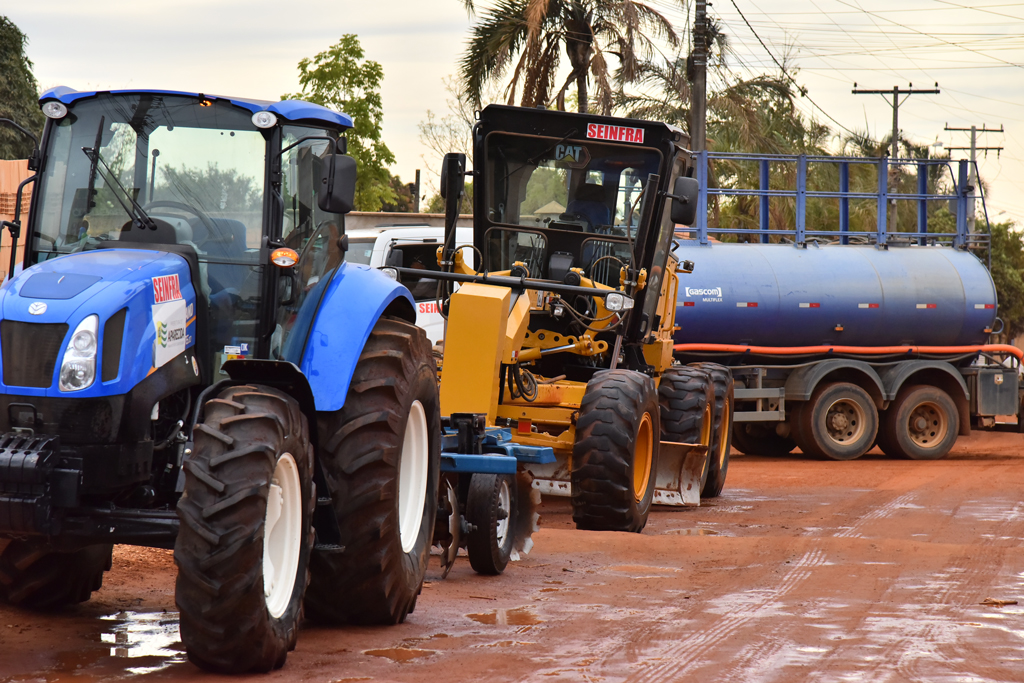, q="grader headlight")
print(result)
[604,292,634,312]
